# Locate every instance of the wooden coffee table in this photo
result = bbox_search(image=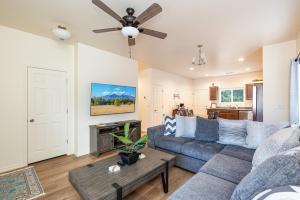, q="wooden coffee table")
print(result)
[69,148,176,200]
